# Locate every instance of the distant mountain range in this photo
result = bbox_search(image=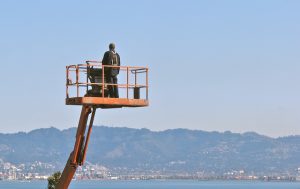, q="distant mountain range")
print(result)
[0,126,299,175]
